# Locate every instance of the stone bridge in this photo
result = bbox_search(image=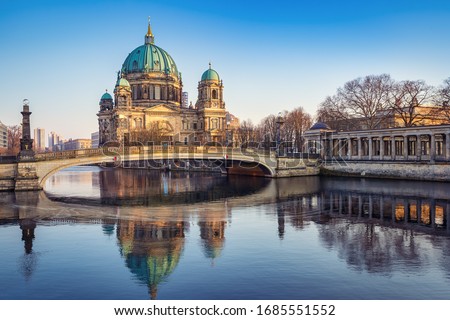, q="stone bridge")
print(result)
[0,145,318,191]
